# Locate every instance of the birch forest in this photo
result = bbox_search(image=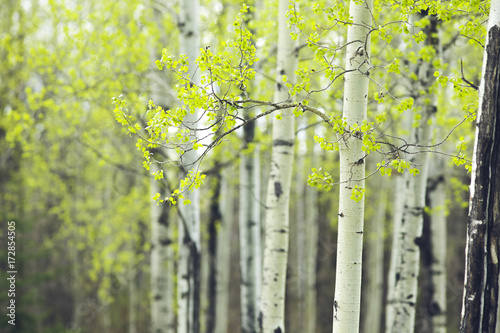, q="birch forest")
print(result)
[2,0,500,332]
